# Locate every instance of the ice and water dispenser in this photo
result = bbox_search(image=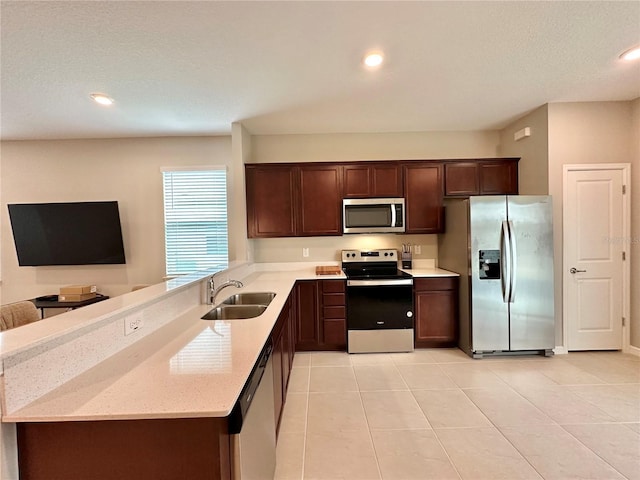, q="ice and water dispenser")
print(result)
[479,249,501,279]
